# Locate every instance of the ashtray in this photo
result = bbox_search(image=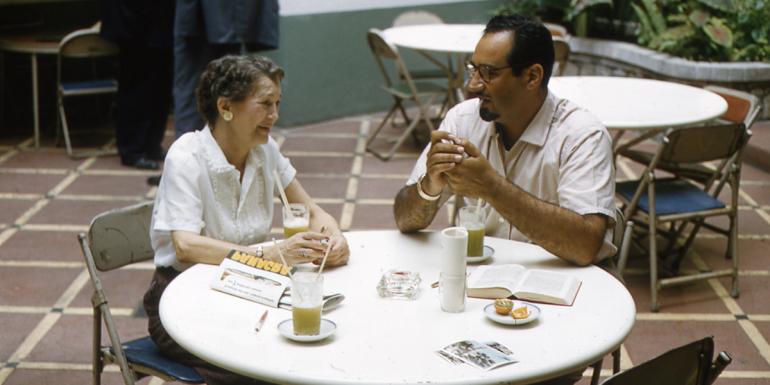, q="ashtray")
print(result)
[376,269,421,300]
